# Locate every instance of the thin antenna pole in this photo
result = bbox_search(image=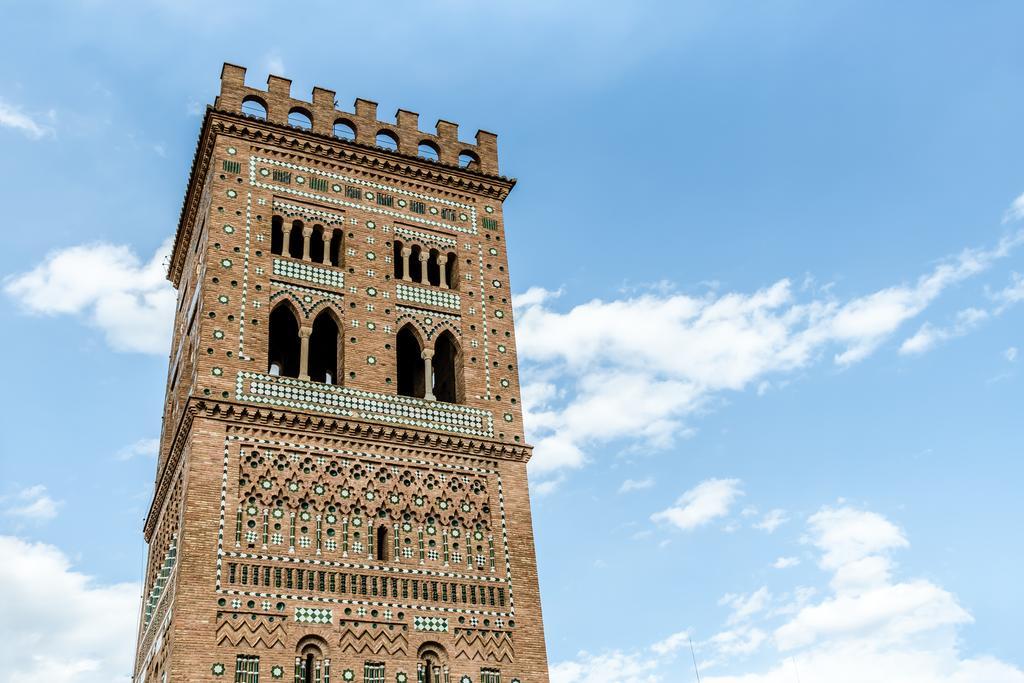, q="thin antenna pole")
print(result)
[791,656,802,683]
[689,637,702,683]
